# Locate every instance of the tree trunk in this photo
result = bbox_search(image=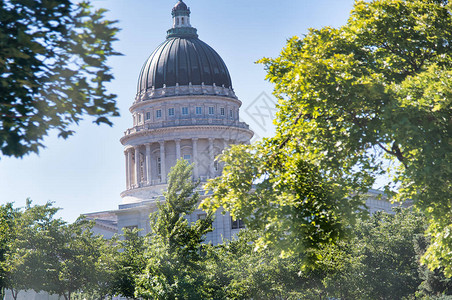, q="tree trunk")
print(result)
[11,289,19,300]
